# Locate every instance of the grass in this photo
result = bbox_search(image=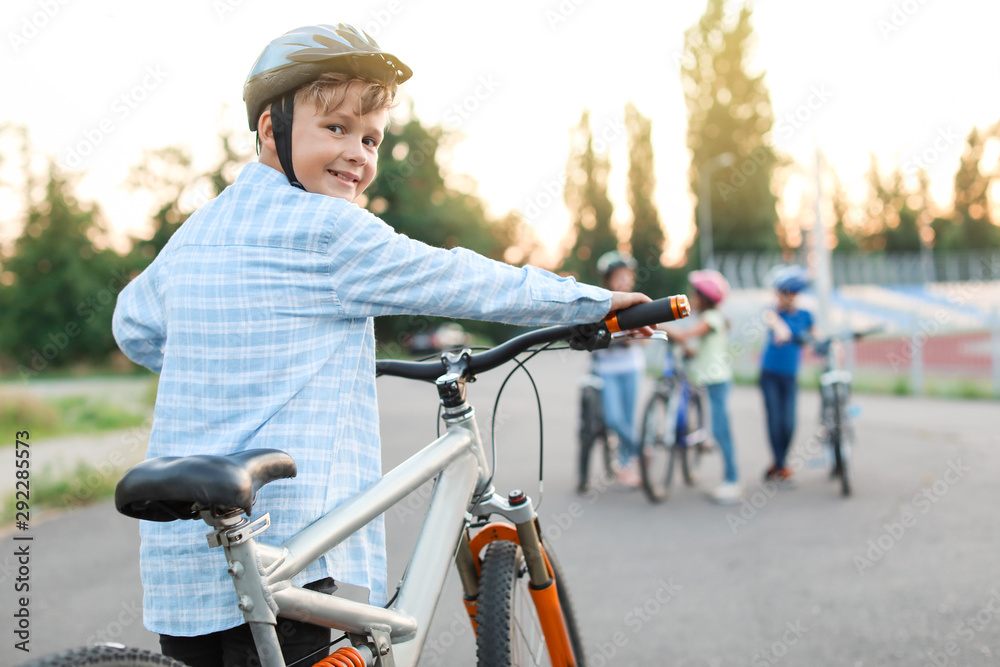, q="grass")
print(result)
[735,369,998,400]
[2,461,121,523]
[0,392,149,443]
